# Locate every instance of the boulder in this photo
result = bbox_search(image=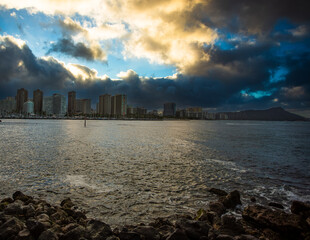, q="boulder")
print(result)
[221,190,241,209]
[17,228,31,239]
[38,229,58,240]
[0,217,25,239]
[3,202,24,216]
[26,218,46,239]
[133,226,160,240]
[86,219,113,239]
[166,229,189,240]
[209,188,228,197]
[217,215,244,236]
[119,231,141,240]
[291,201,310,218]
[0,197,14,204]
[268,202,284,209]
[60,198,74,209]
[242,205,308,238]
[62,225,86,240]
[209,202,226,216]
[12,191,33,203]
[175,218,210,239]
